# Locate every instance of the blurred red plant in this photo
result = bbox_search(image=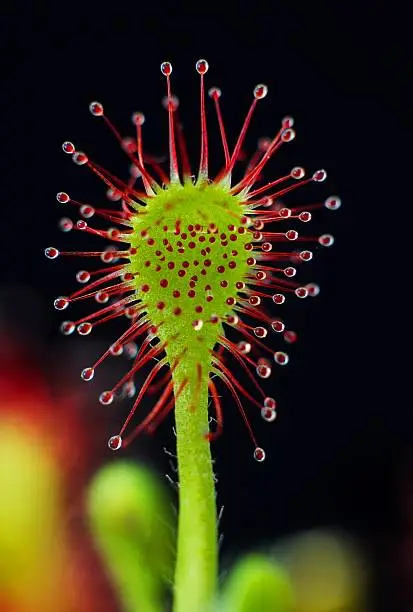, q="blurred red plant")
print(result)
[0,330,119,612]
